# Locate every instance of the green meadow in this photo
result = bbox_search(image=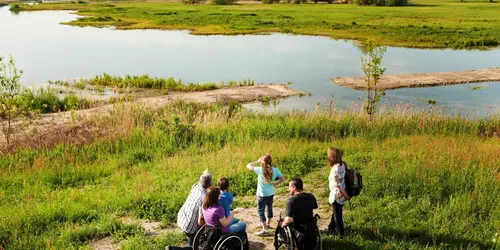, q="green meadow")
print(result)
[0,102,499,249]
[16,0,500,49]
